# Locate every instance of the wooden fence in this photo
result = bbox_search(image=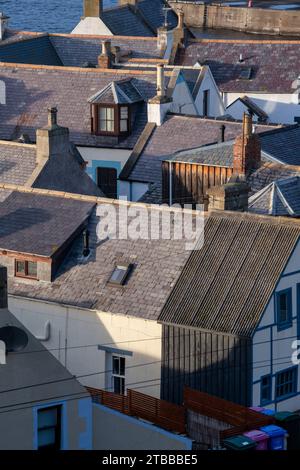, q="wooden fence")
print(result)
[87,387,186,435]
[184,387,274,439]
